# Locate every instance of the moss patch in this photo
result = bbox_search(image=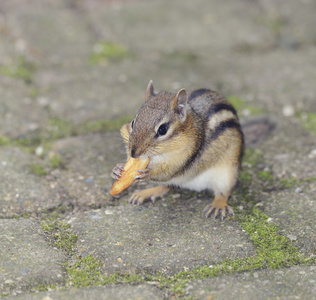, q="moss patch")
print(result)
[66,255,110,287]
[47,152,65,169]
[0,135,10,146]
[15,144,315,297]
[0,56,35,84]
[80,115,132,133]
[299,112,316,135]
[28,162,47,176]
[228,96,264,115]
[90,41,129,65]
[41,220,77,255]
